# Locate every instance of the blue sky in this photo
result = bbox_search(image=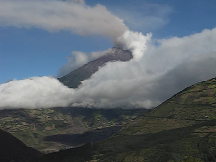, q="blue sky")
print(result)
[0,0,216,83]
